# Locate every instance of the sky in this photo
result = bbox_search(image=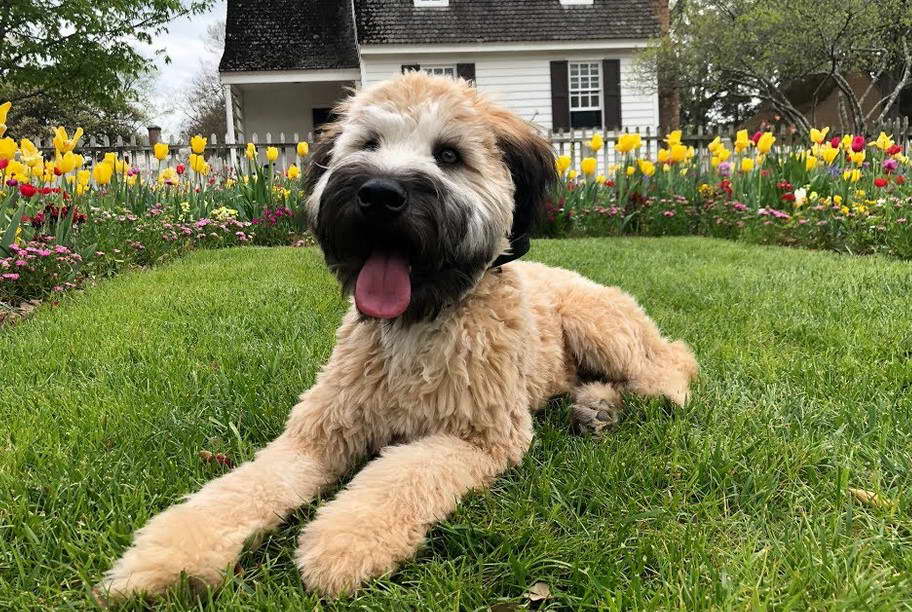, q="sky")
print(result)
[144,1,227,138]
